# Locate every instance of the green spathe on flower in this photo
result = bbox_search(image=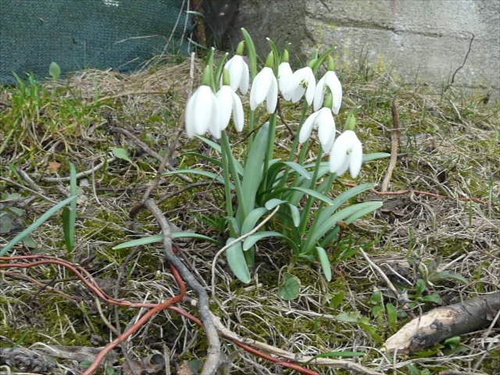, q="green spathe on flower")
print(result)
[250,52,278,113]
